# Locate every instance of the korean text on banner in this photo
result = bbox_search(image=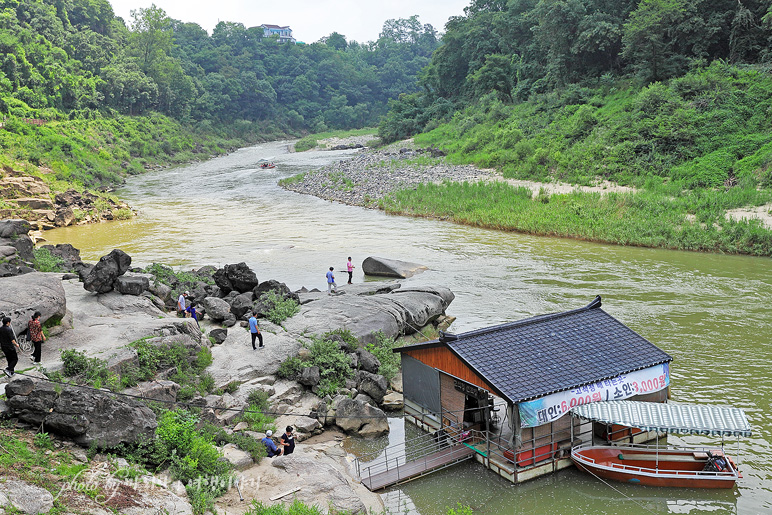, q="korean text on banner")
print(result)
[518,363,669,428]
